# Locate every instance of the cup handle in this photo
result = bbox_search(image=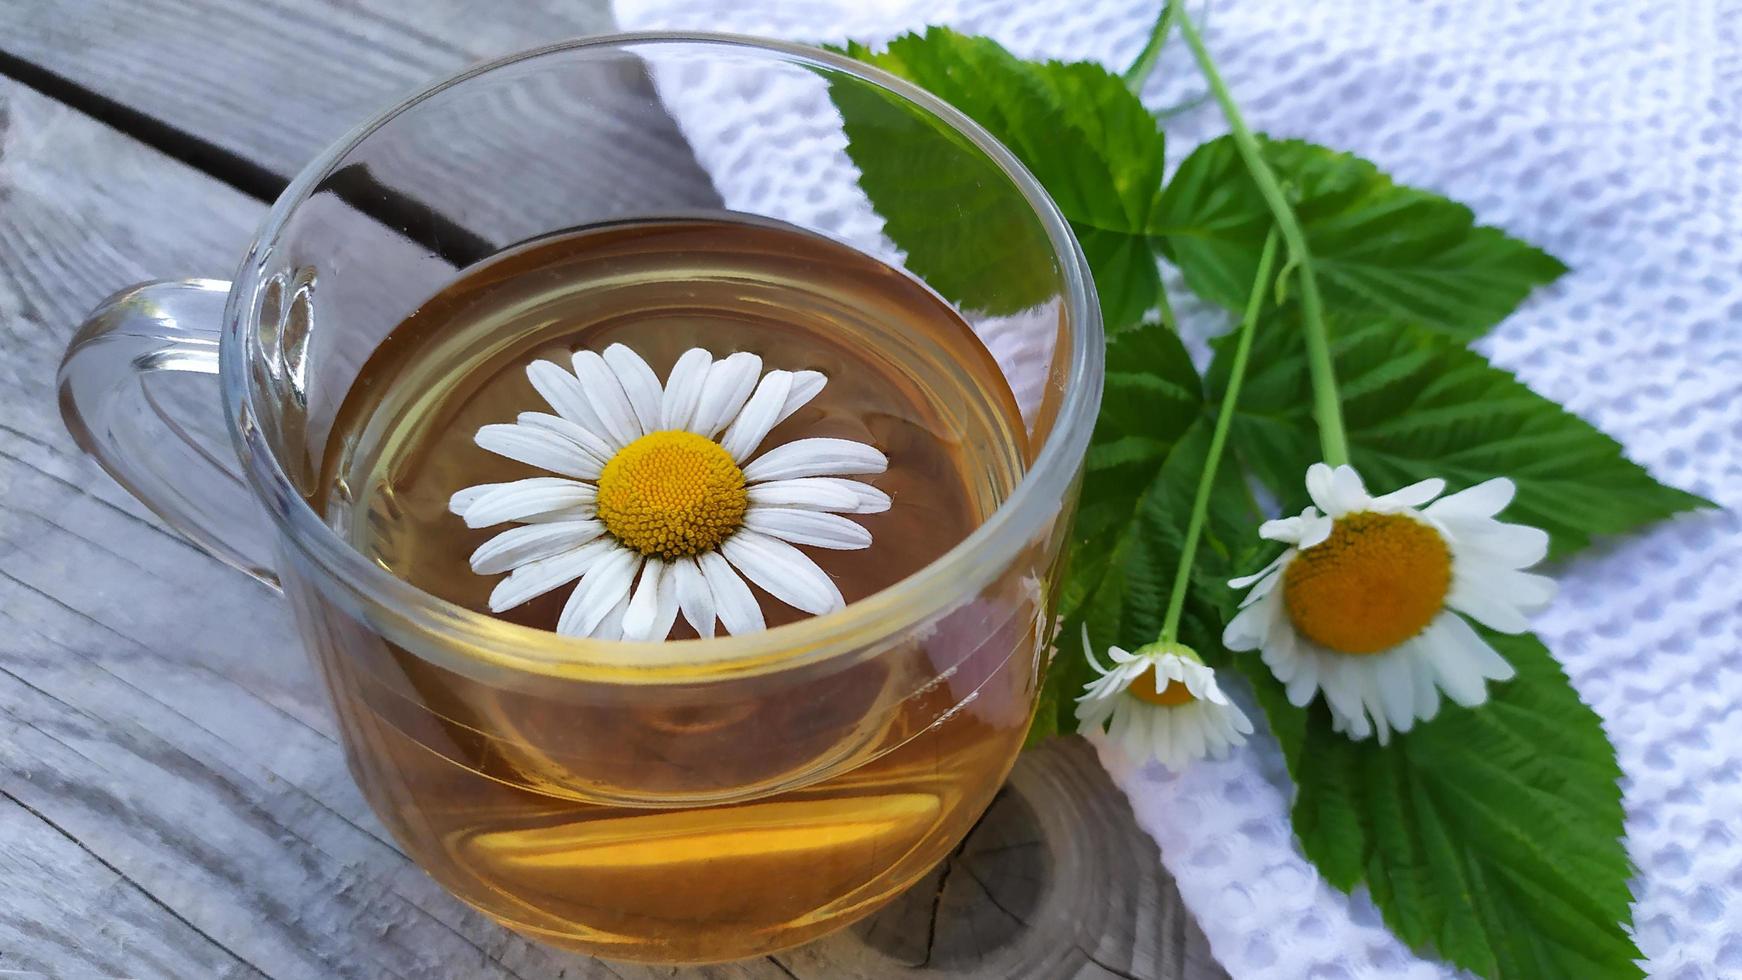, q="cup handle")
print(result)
[58,278,282,590]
